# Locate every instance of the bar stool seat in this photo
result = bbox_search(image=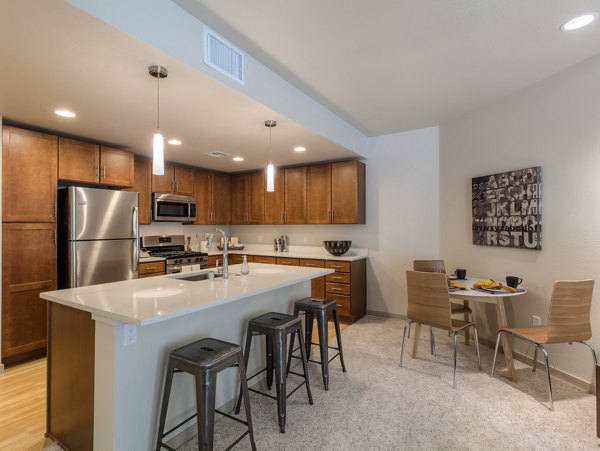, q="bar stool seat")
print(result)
[287,297,347,390]
[235,312,313,433]
[156,338,256,451]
